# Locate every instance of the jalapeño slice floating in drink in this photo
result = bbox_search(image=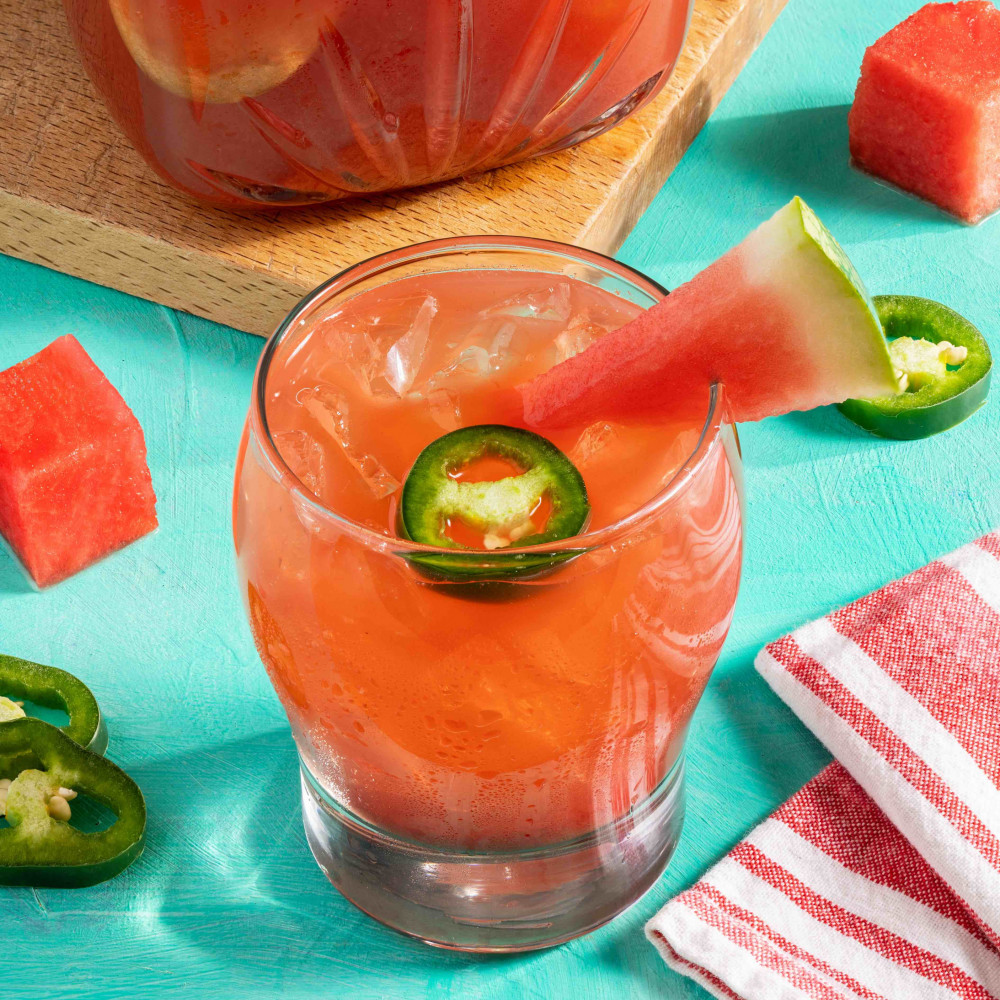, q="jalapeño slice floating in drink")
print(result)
[400,425,590,581]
